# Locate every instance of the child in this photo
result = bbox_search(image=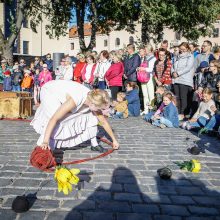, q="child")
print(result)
[112,92,128,119]
[152,92,179,128]
[21,69,33,92]
[126,82,140,117]
[144,86,167,121]
[12,65,23,92]
[3,70,12,91]
[33,68,41,105]
[182,88,215,130]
